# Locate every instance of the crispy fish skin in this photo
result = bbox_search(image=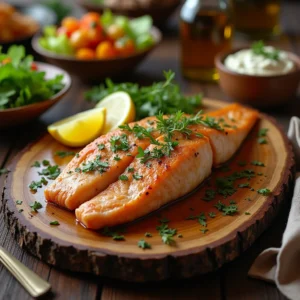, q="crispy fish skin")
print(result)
[44,117,158,210]
[75,133,213,229]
